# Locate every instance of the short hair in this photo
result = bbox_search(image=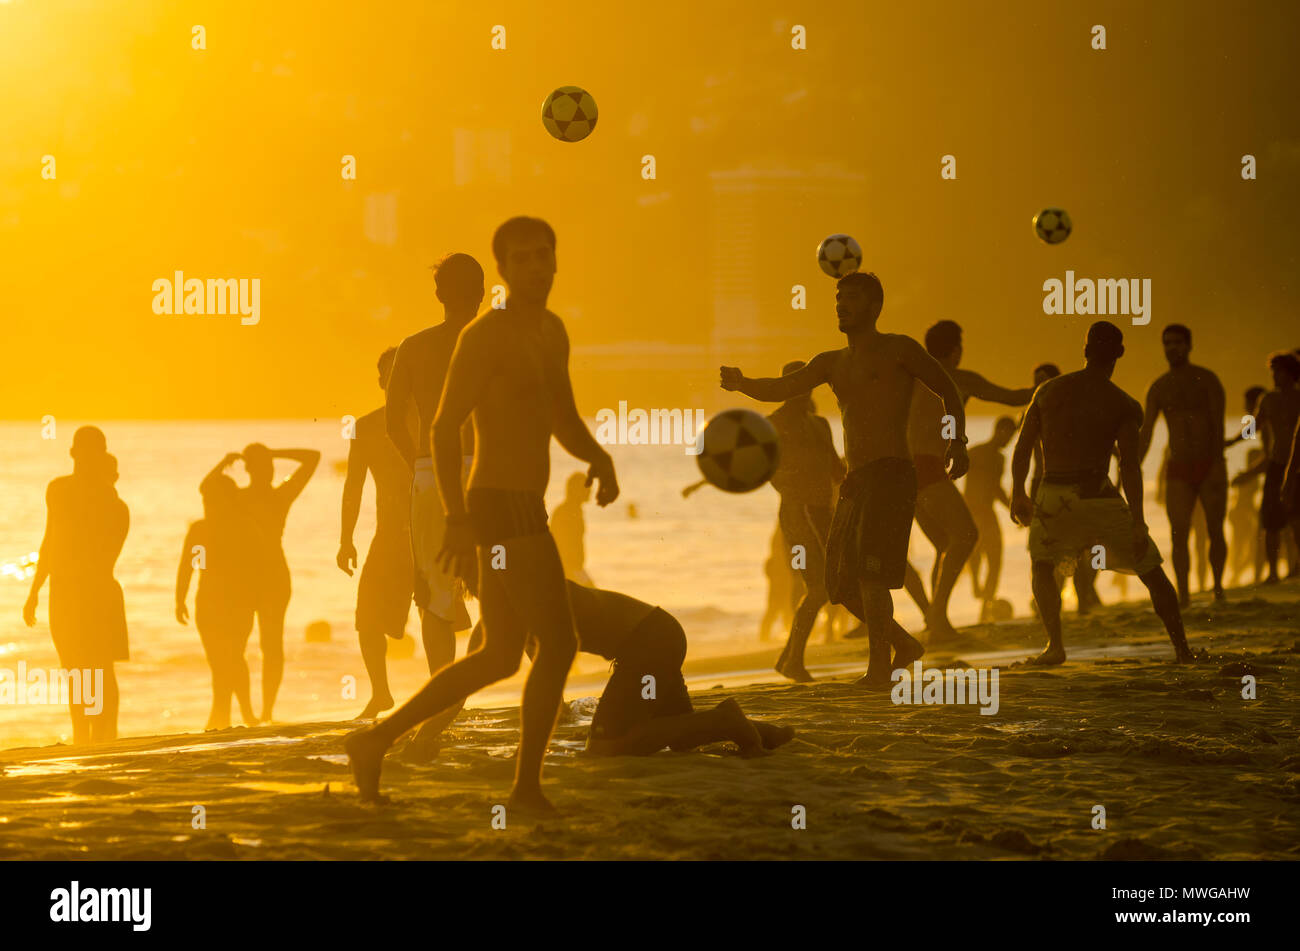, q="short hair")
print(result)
[70,425,107,460]
[924,320,963,359]
[491,217,556,269]
[378,347,397,374]
[1269,351,1300,380]
[432,252,484,299]
[836,271,883,316]
[1032,362,1061,380]
[1244,384,1267,408]
[781,360,806,376]
[1162,323,1192,345]
[994,415,1018,431]
[1084,321,1125,363]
